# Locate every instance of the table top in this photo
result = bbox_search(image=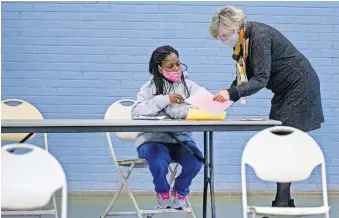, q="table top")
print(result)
[1,119,282,133]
